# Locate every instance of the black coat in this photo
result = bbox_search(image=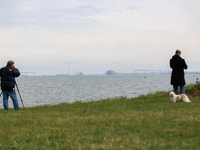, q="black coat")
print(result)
[170,55,187,86]
[0,64,20,91]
